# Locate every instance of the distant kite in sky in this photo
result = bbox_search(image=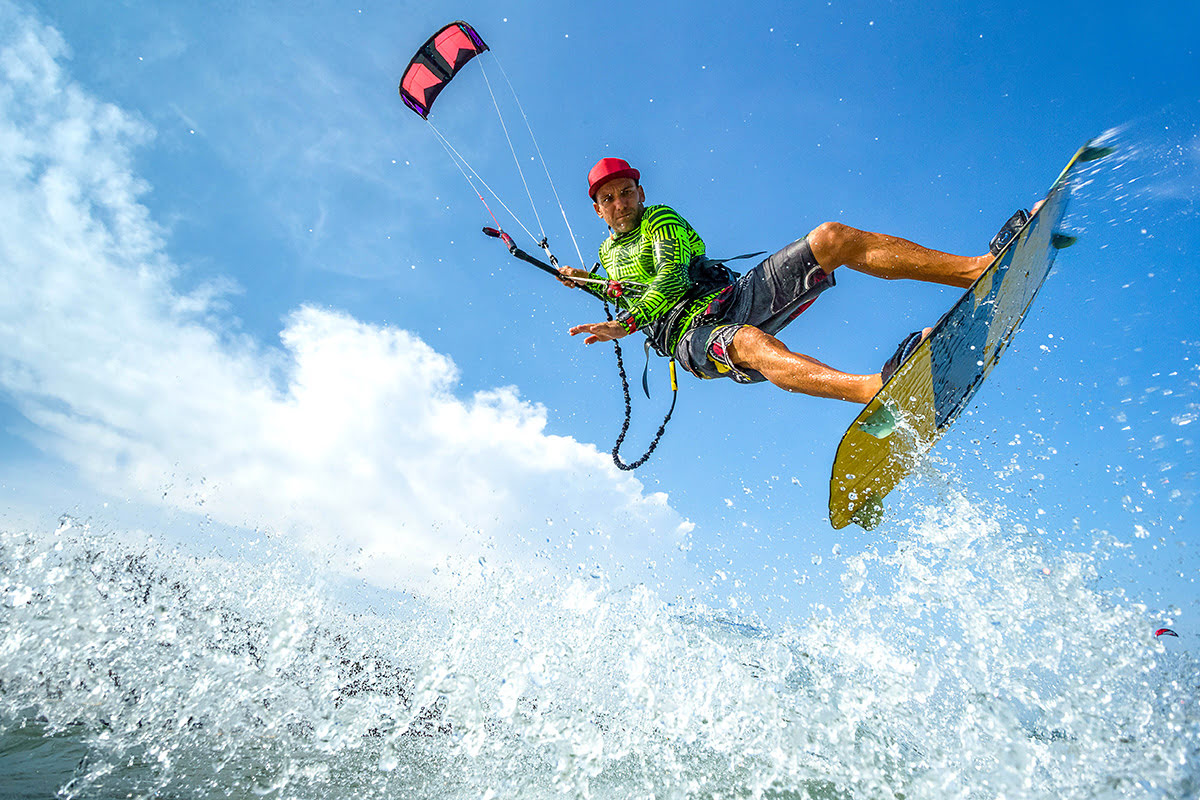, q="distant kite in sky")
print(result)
[399,21,489,119]
[1155,628,1179,638]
